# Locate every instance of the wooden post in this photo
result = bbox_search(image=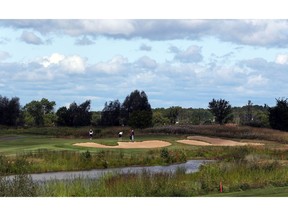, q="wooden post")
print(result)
[220,181,223,193]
